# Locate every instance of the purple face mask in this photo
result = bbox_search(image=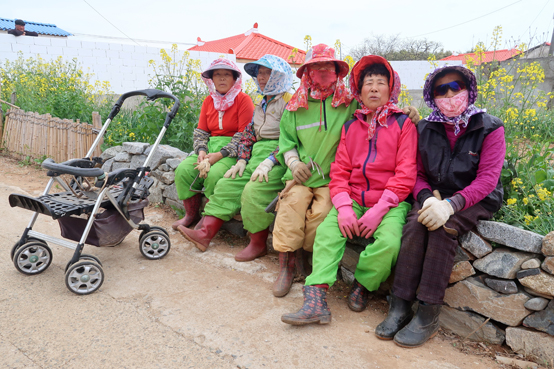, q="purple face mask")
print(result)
[434,90,469,118]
